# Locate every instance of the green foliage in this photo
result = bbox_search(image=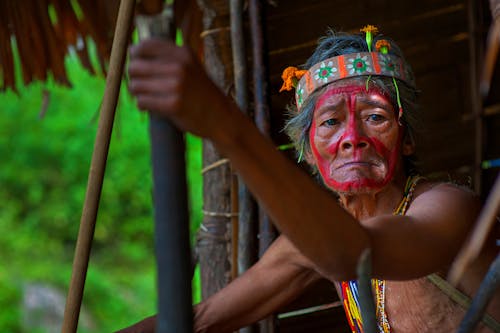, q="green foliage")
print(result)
[0,50,202,331]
